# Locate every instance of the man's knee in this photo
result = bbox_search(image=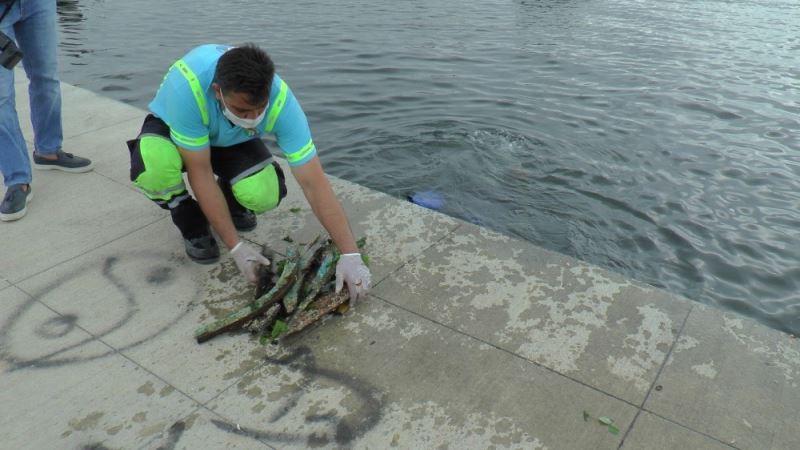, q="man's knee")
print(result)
[128,132,186,202]
[231,163,287,213]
